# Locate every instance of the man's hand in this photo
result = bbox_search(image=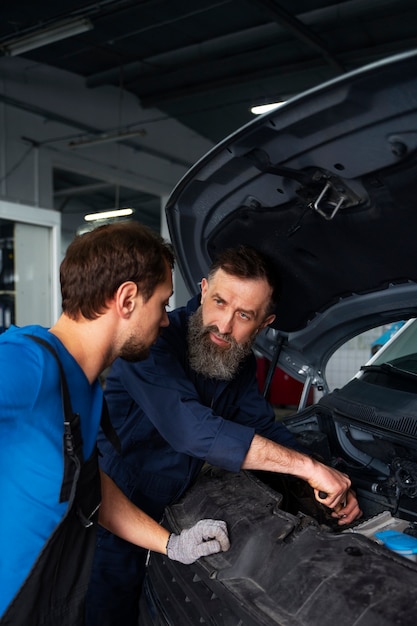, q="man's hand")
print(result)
[308,459,352,509]
[329,488,362,525]
[310,461,362,524]
[166,519,230,564]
